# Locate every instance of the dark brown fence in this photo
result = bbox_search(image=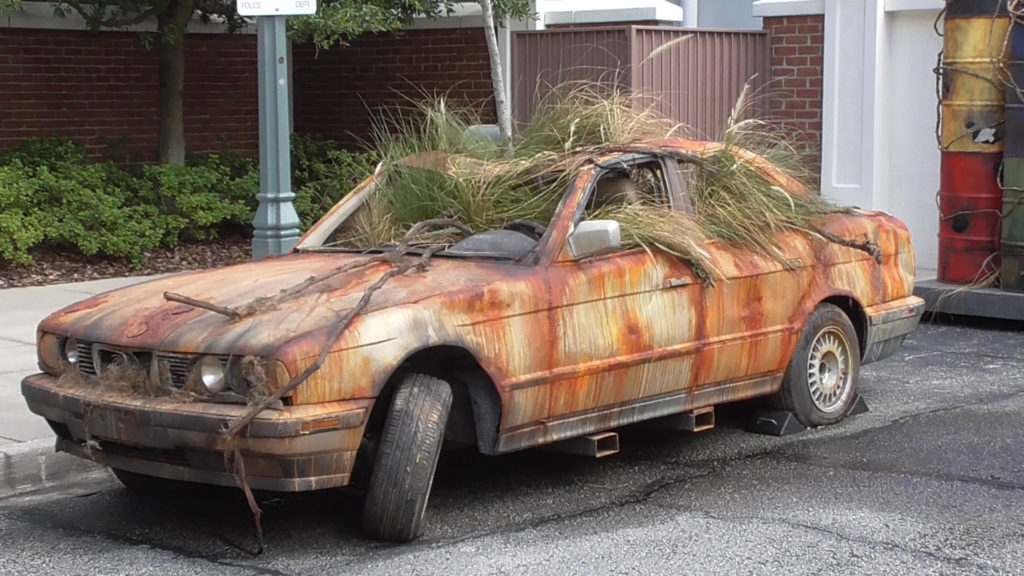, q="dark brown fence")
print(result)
[512,26,770,140]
